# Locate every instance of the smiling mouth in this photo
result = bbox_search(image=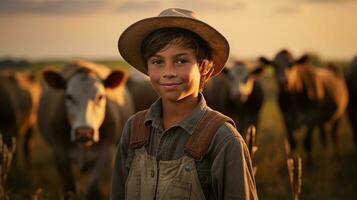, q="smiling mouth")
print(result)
[160,82,181,86]
[160,82,182,89]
